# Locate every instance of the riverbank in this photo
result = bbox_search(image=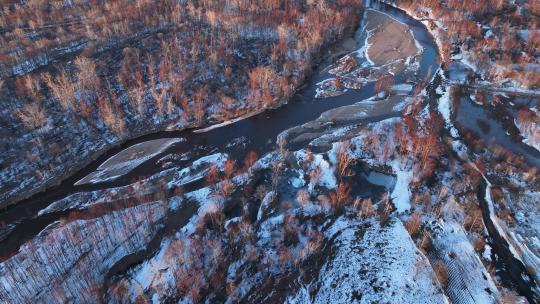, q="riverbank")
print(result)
[380,0,539,91]
[79,7,423,189]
